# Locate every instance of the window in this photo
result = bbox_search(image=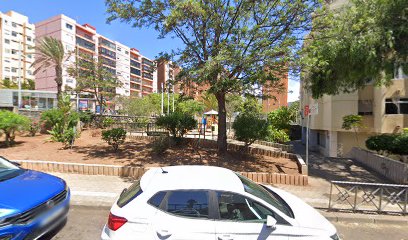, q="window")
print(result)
[117,180,142,208]
[11,31,18,37]
[117,47,122,52]
[11,67,17,73]
[125,51,129,55]
[11,49,17,55]
[148,191,167,207]
[358,100,373,115]
[5,39,10,44]
[66,23,73,30]
[217,192,270,221]
[236,174,293,218]
[165,191,209,218]
[12,22,17,28]
[27,36,32,42]
[385,98,408,114]
[5,67,10,72]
